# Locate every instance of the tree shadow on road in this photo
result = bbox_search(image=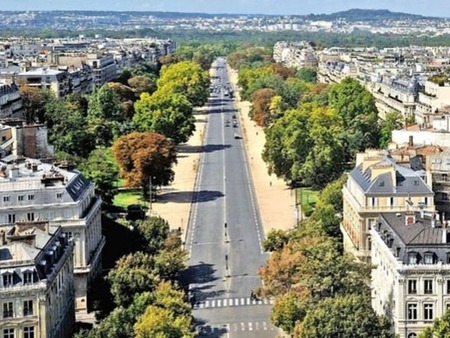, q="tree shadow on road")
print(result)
[178,144,231,154]
[156,190,224,204]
